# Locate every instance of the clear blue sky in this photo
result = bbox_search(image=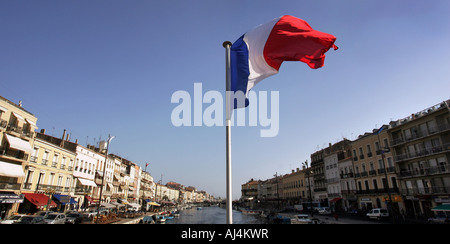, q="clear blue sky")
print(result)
[1,0,449,199]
